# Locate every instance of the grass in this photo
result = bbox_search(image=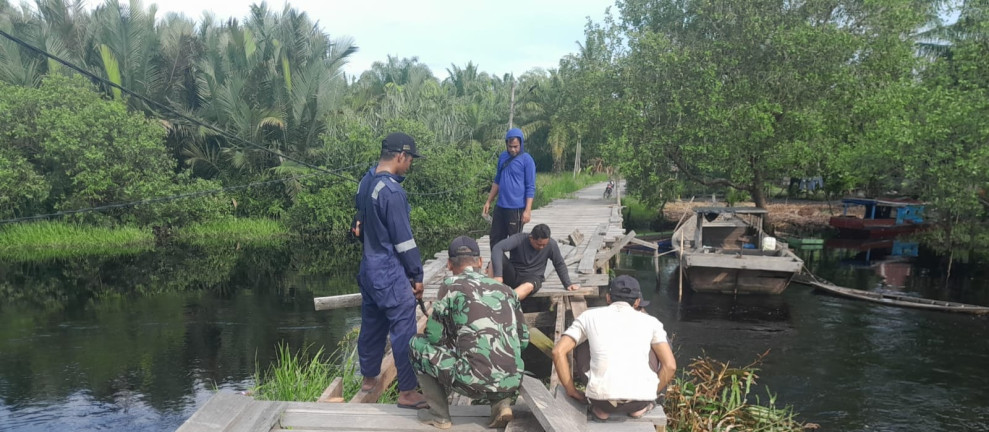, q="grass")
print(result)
[665,352,816,431]
[533,172,608,208]
[0,221,153,260]
[252,327,398,404]
[173,217,288,246]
